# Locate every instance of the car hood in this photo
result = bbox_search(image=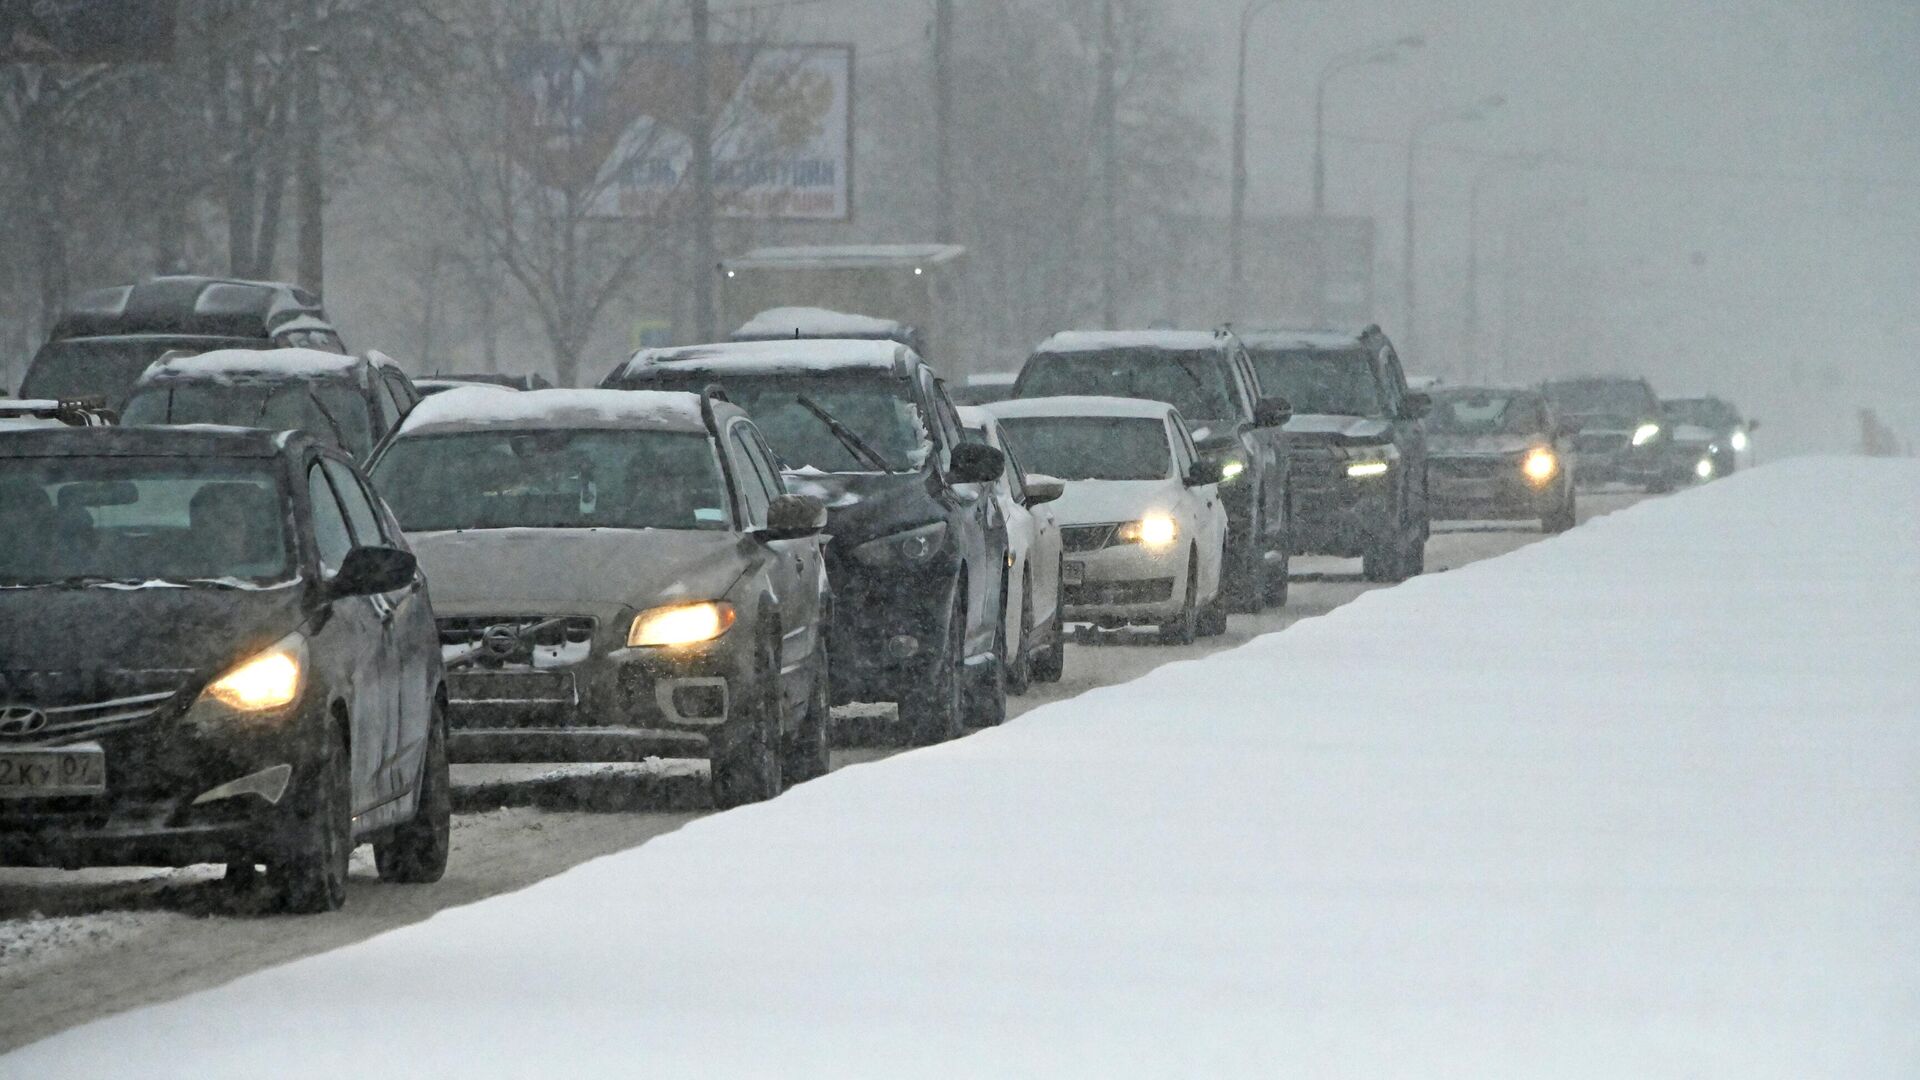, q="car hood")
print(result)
[1052,478,1185,527]
[1282,413,1392,443]
[0,581,307,679]
[408,529,750,612]
[1671,423,1718,446]
[1430,434,1537,456]
[780,470,939,544]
